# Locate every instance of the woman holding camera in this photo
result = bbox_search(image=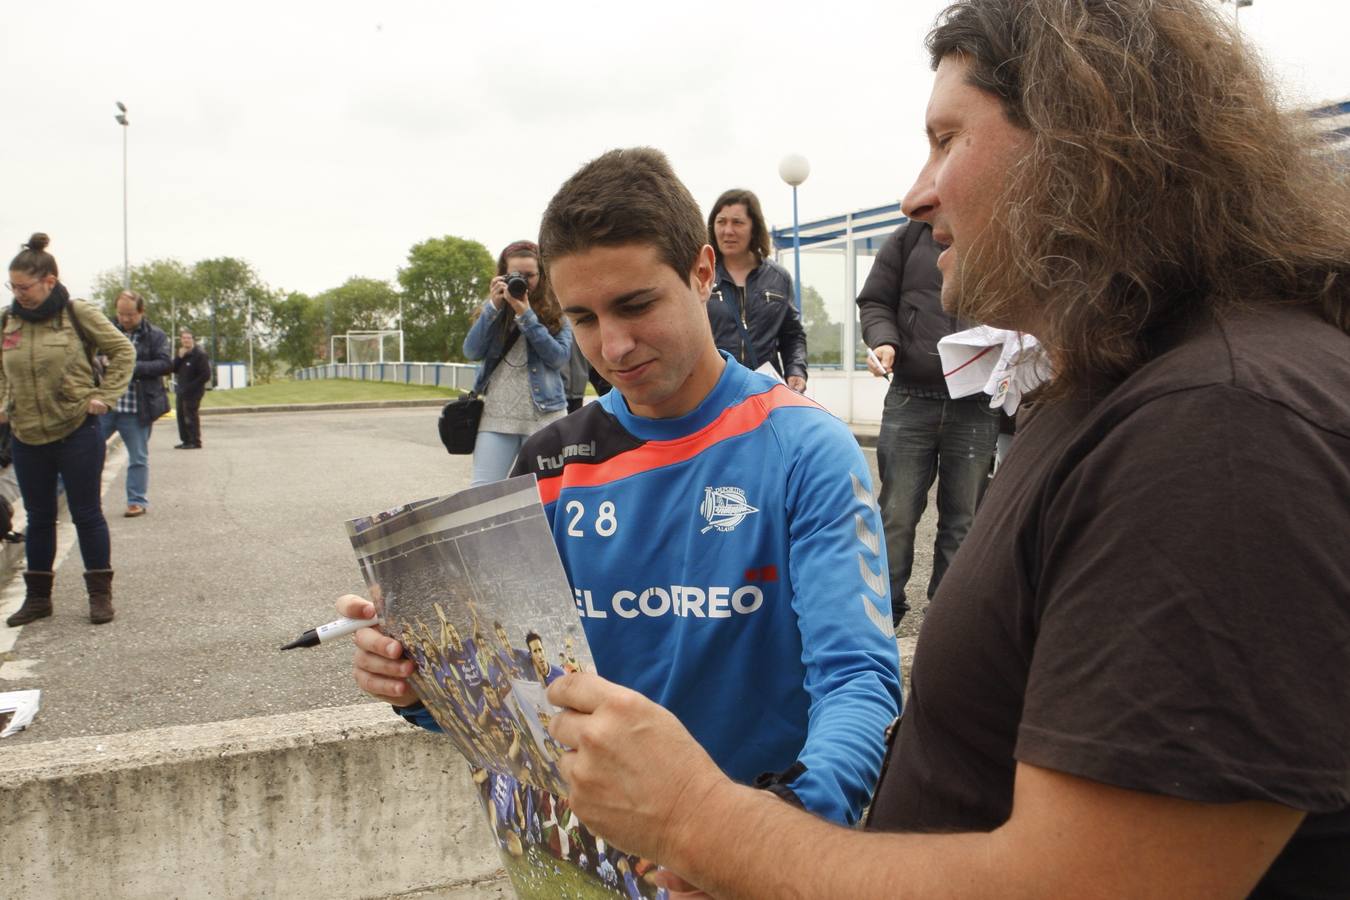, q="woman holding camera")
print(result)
[2,233,134,627]
[462,240,572,486]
